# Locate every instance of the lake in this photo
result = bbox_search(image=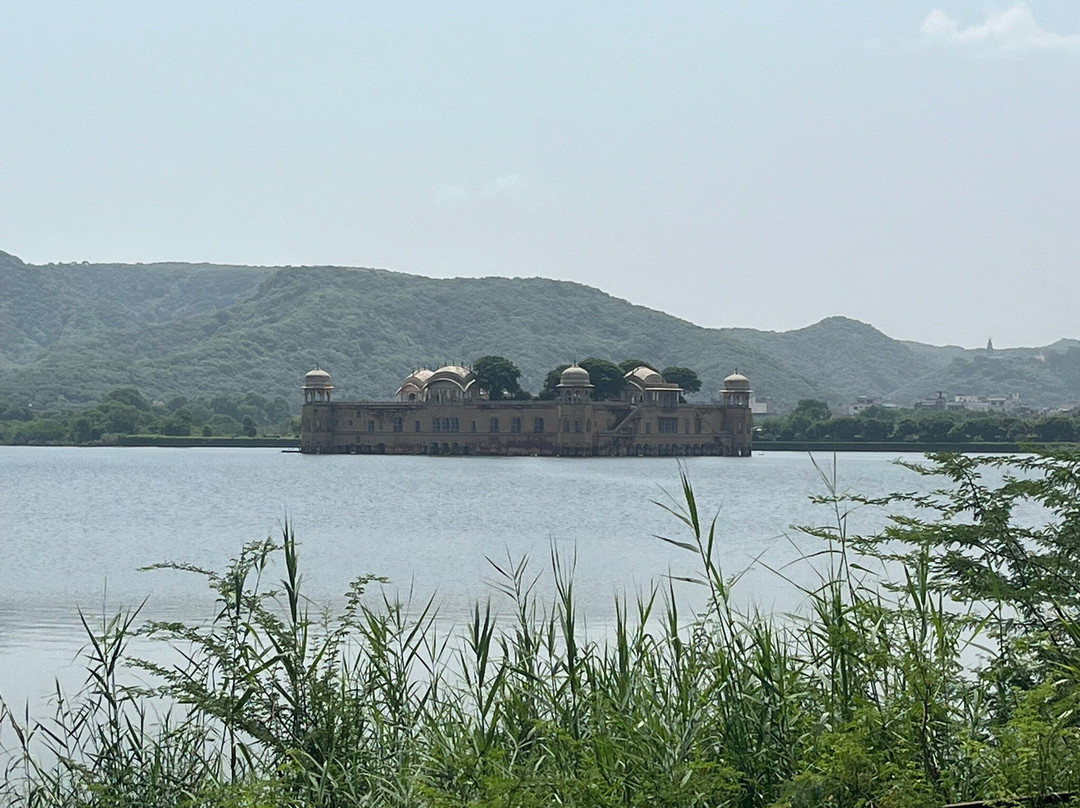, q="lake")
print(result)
[1,447,939,709]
